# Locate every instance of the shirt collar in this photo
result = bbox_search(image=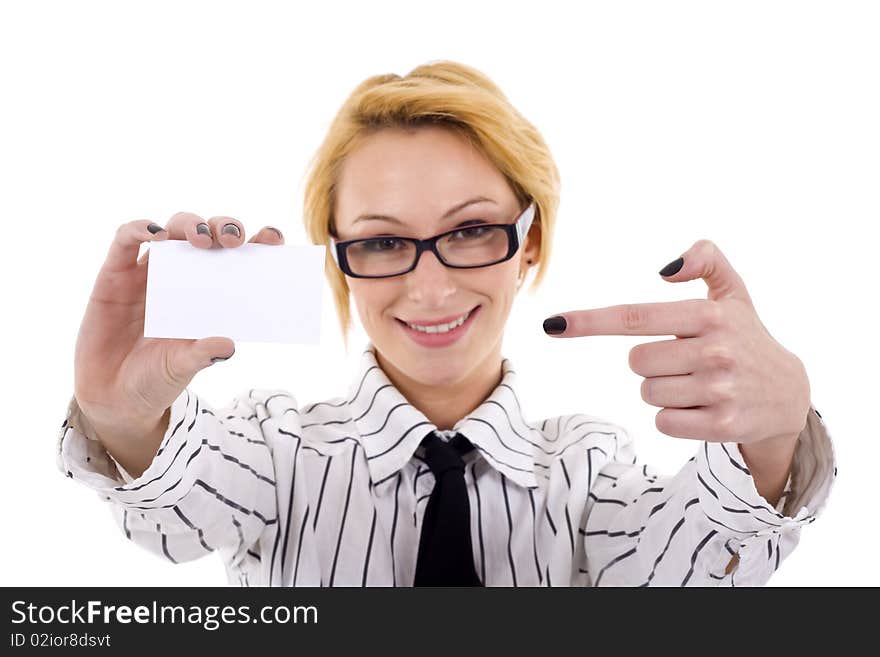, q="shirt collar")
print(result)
[348,341,539,491]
